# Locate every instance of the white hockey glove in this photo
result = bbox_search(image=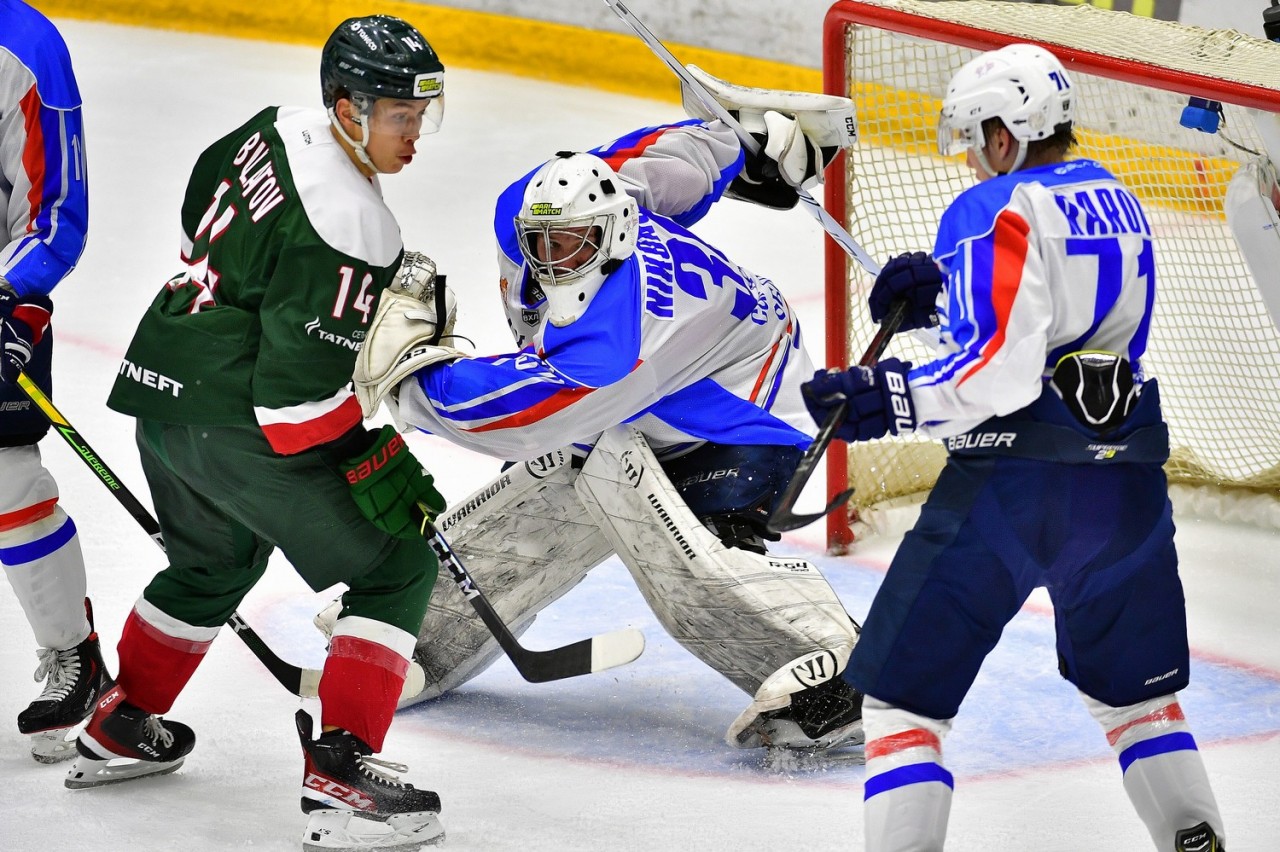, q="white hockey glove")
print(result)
[681,64,857,209]
[353,252,467,424]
